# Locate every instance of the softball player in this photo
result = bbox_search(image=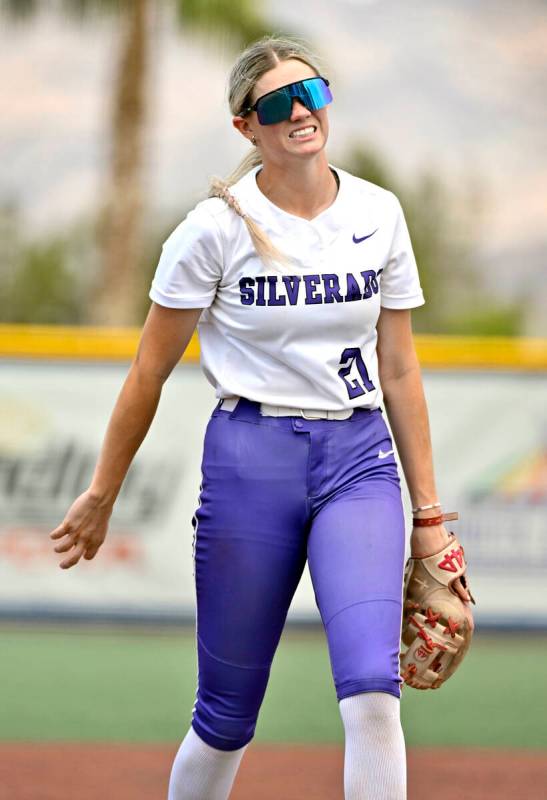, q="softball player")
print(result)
[50,35,473,800]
